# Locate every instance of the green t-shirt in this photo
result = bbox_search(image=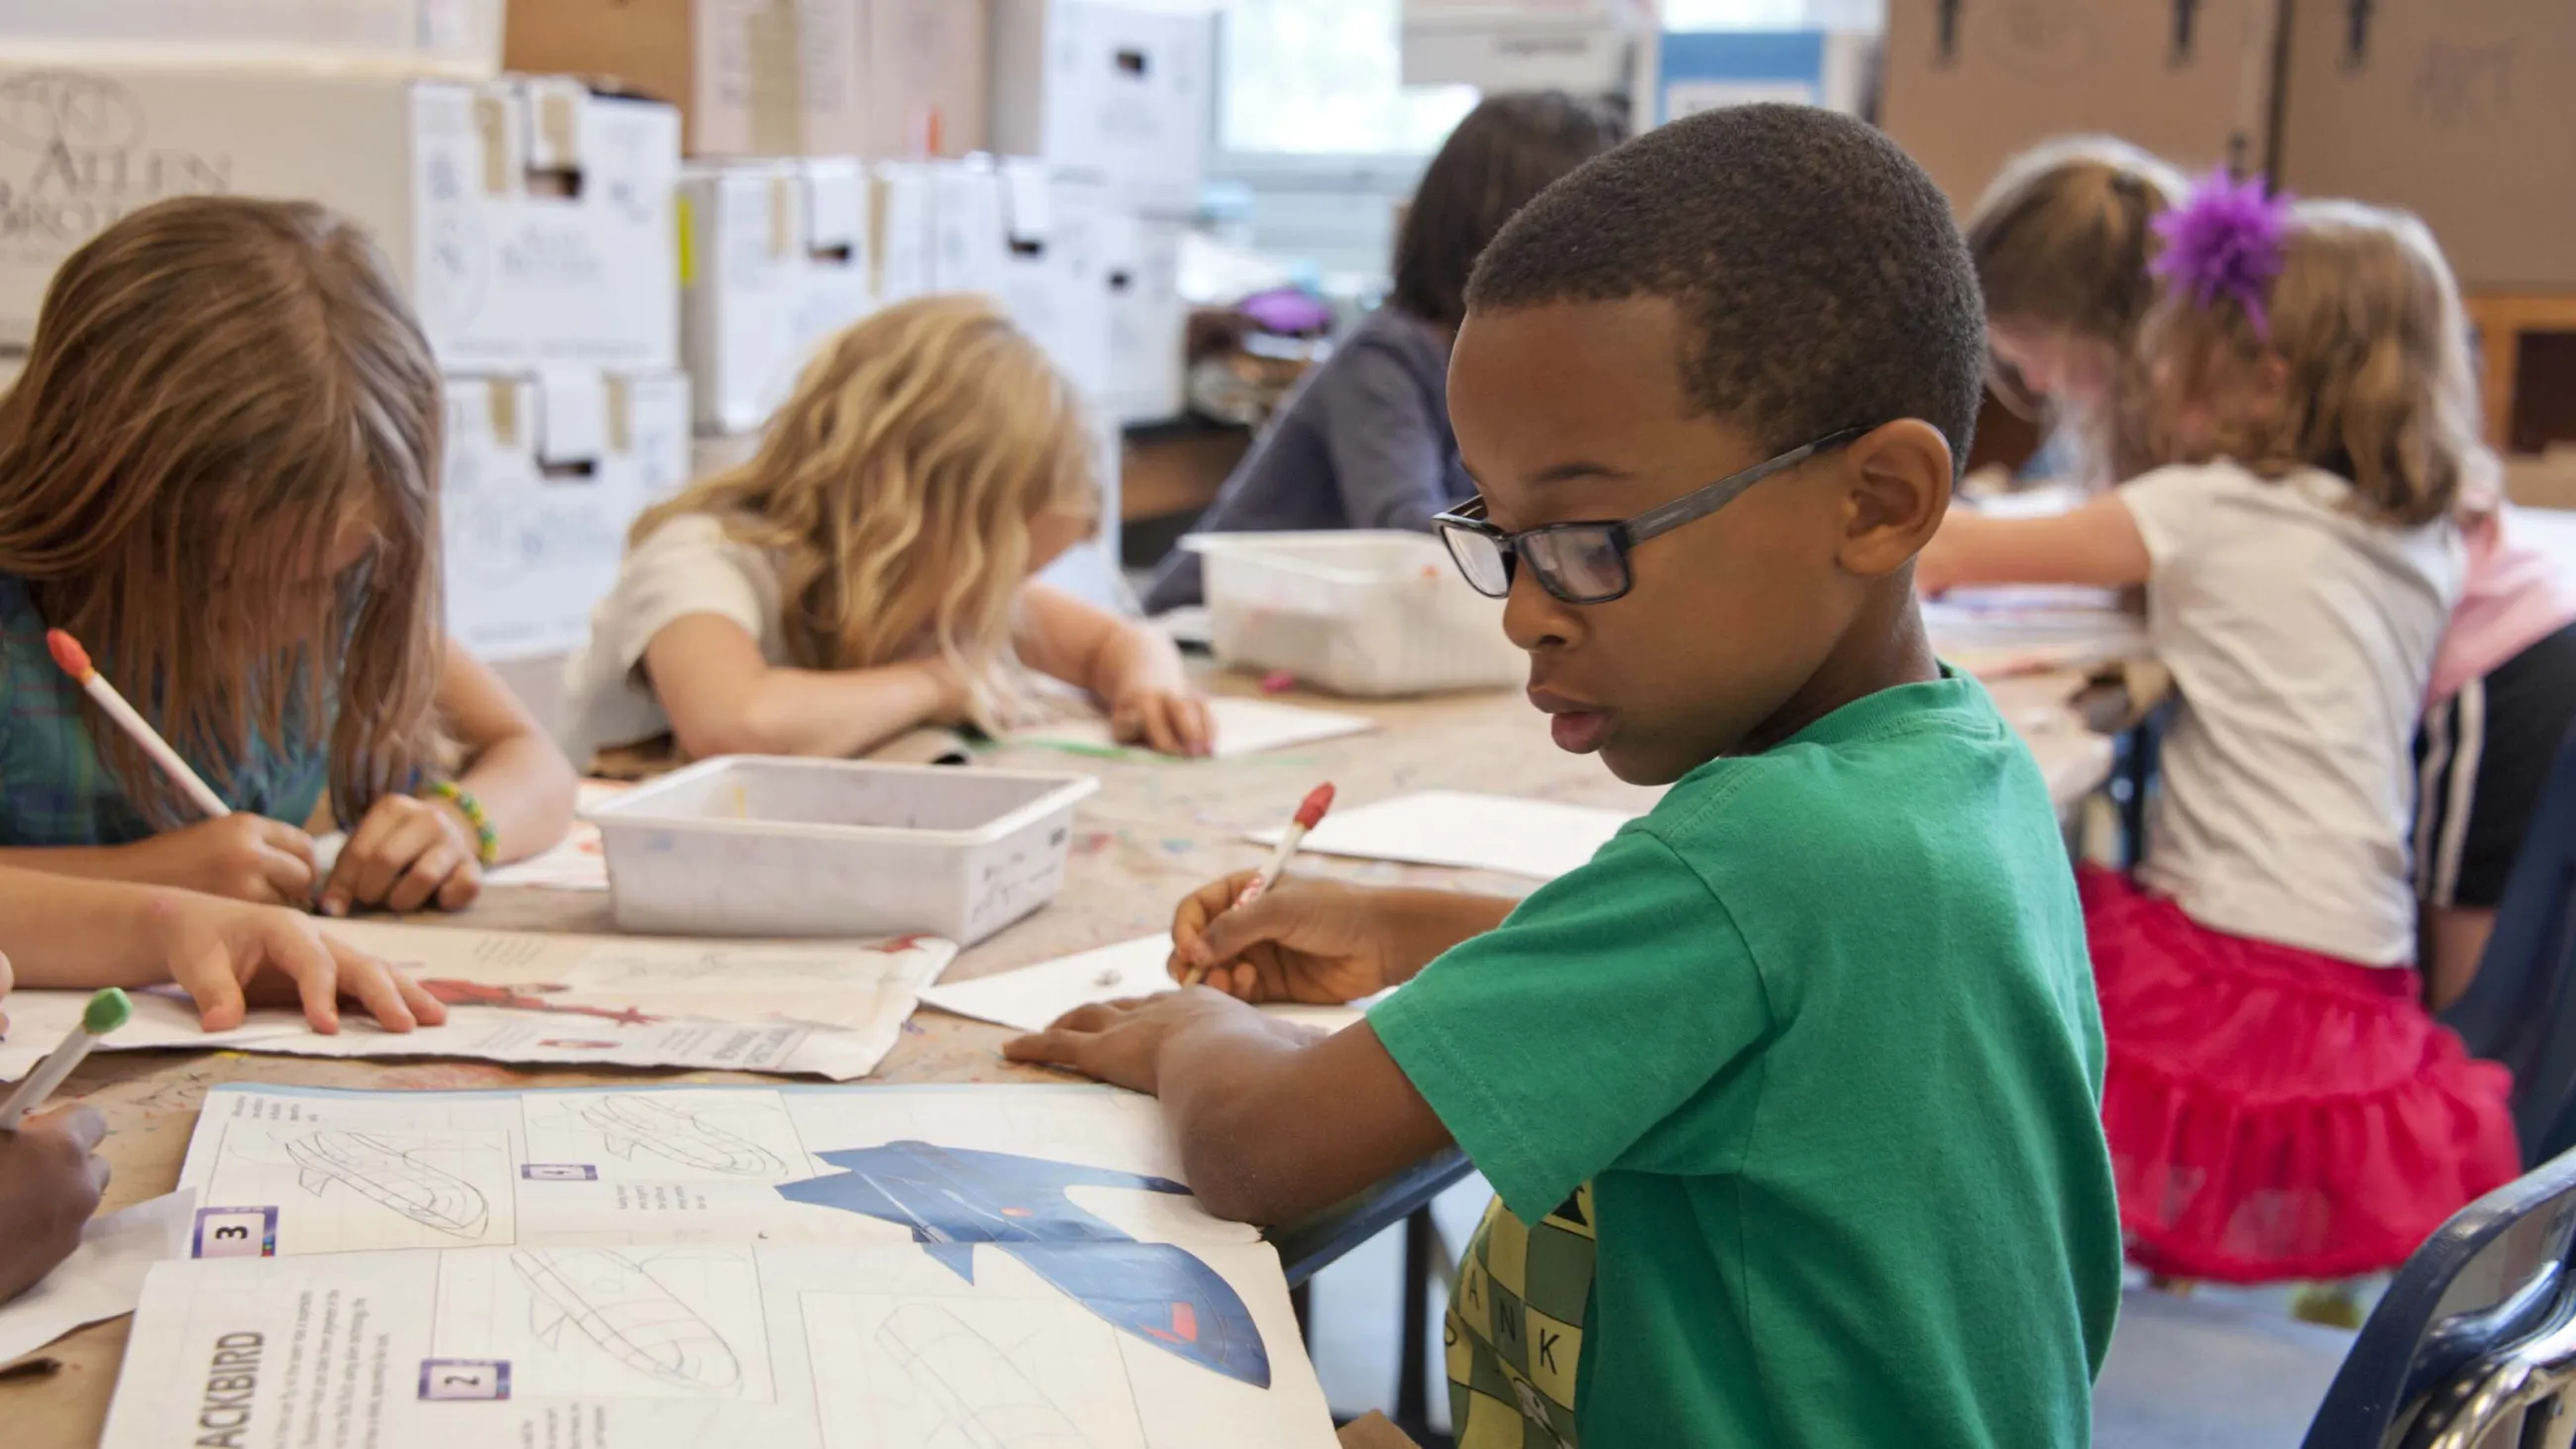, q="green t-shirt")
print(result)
[1368,670,2120,1448]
